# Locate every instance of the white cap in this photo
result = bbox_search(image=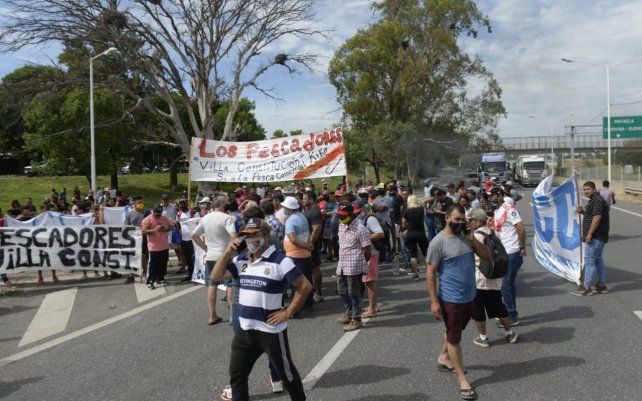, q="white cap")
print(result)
[503,196,515,205]
[281,196,300,210]
[200,197,211,203]
[274,187,283,191]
